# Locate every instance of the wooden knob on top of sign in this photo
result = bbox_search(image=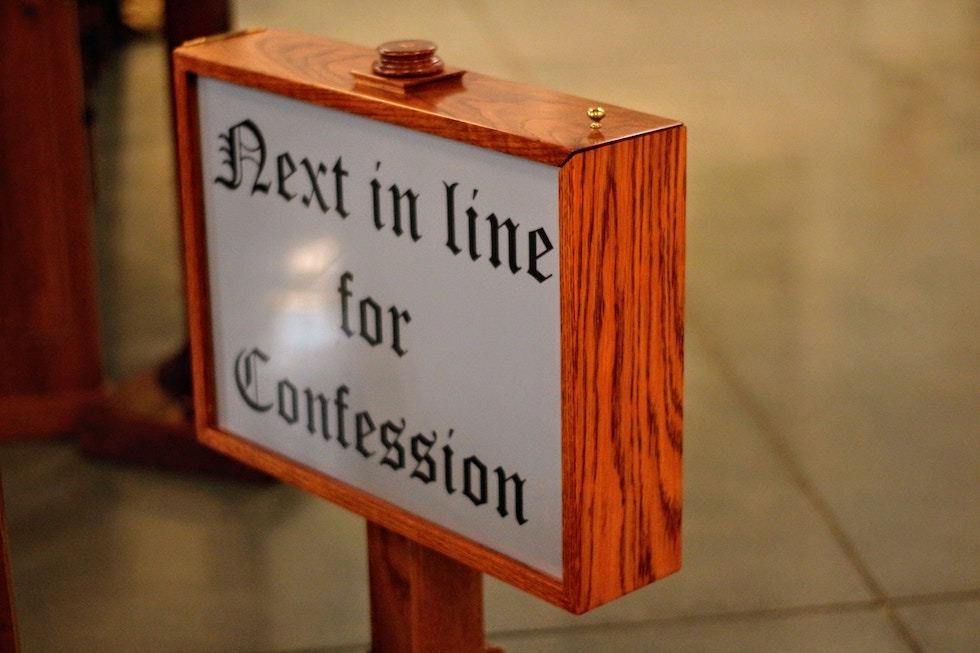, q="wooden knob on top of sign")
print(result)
[351,38,465,95]
[373,39,444,77]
